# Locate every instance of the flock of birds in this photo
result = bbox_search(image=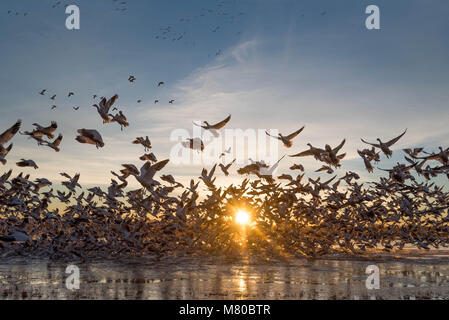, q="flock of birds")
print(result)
[40,76,173,114]
[1,90,449,260]
[1,1,448,261]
